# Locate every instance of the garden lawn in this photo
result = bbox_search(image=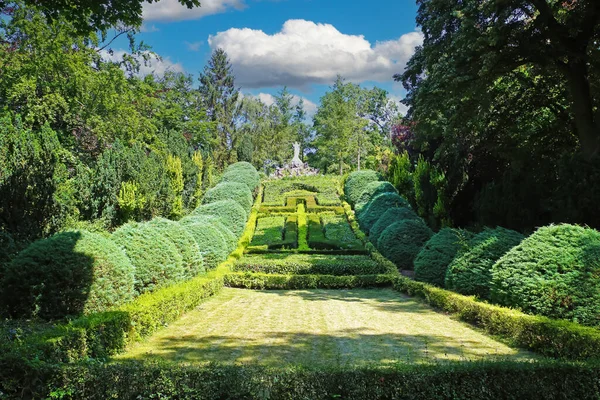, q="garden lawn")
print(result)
[116,288,533,367]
